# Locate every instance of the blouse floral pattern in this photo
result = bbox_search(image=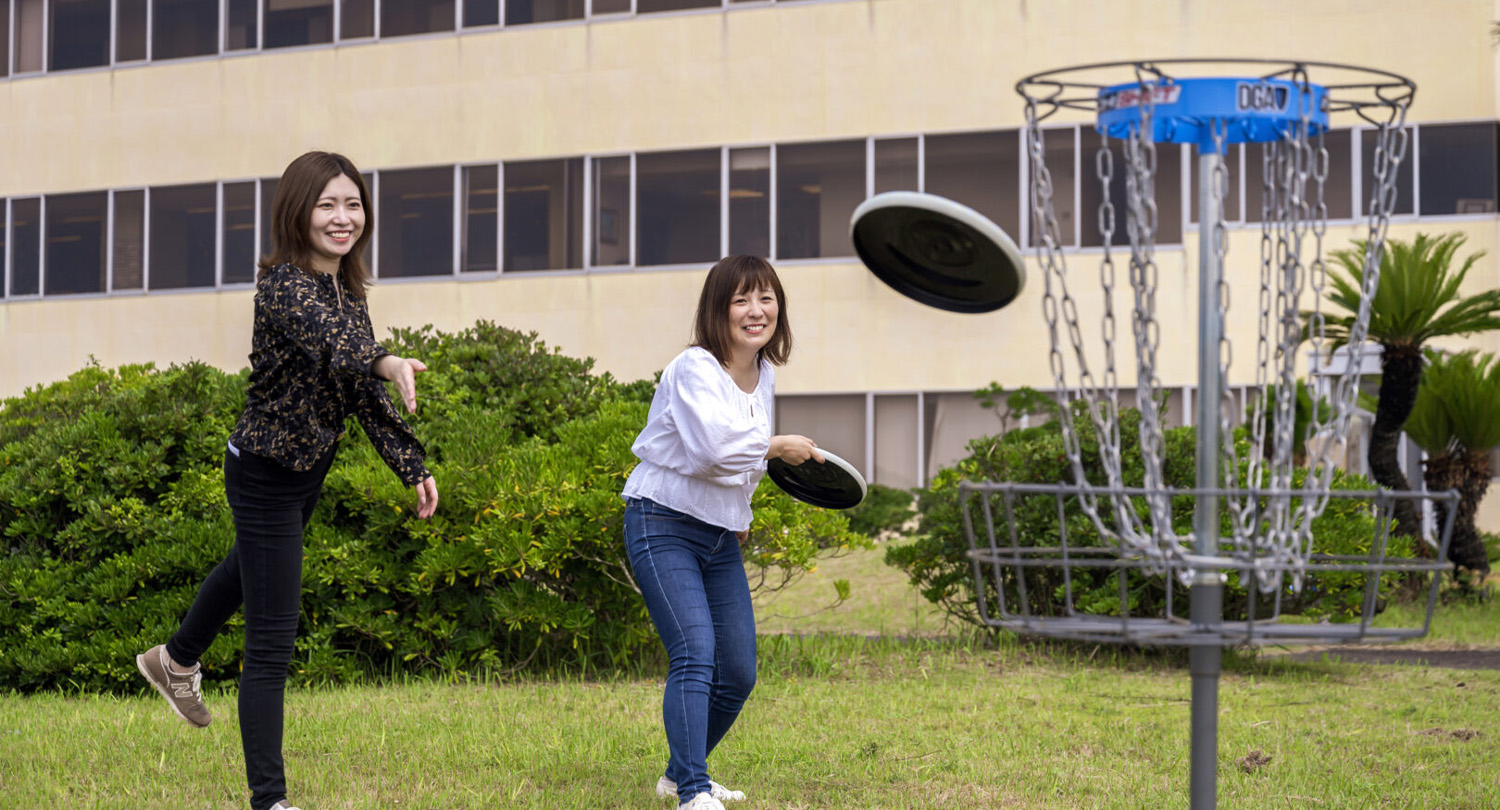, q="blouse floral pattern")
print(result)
[228,263,429,486]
